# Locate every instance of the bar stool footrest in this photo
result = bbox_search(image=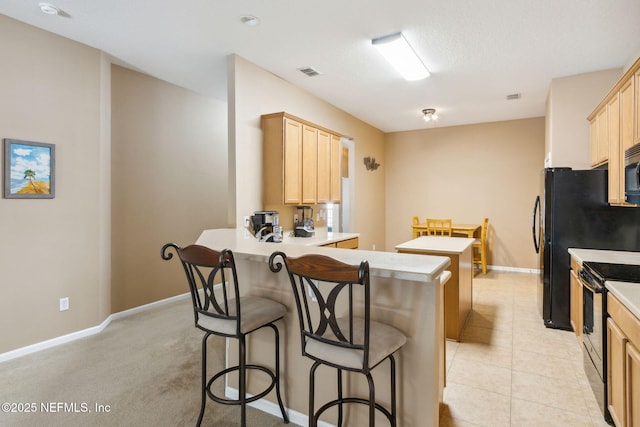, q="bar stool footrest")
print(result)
[205,364,277,406]
[313,396,393,425]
